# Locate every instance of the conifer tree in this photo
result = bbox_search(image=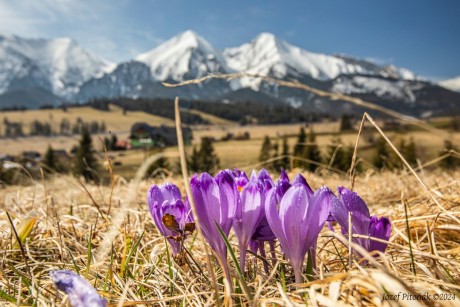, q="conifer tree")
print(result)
[373,136,394,170]
[73,127,99,182]
[439,140,460,170]
[325,137,355,172]
[399,137,417,167]
[339,114,354,132]
[44,145,57,172]
[145,150,170,178]
[293,127,307,168]
[305,129,321,172]
[259,136,272,164]
[271,140,280,170]
[279,135,290,170]
[188,146,201,172]
[189,137,220,174]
